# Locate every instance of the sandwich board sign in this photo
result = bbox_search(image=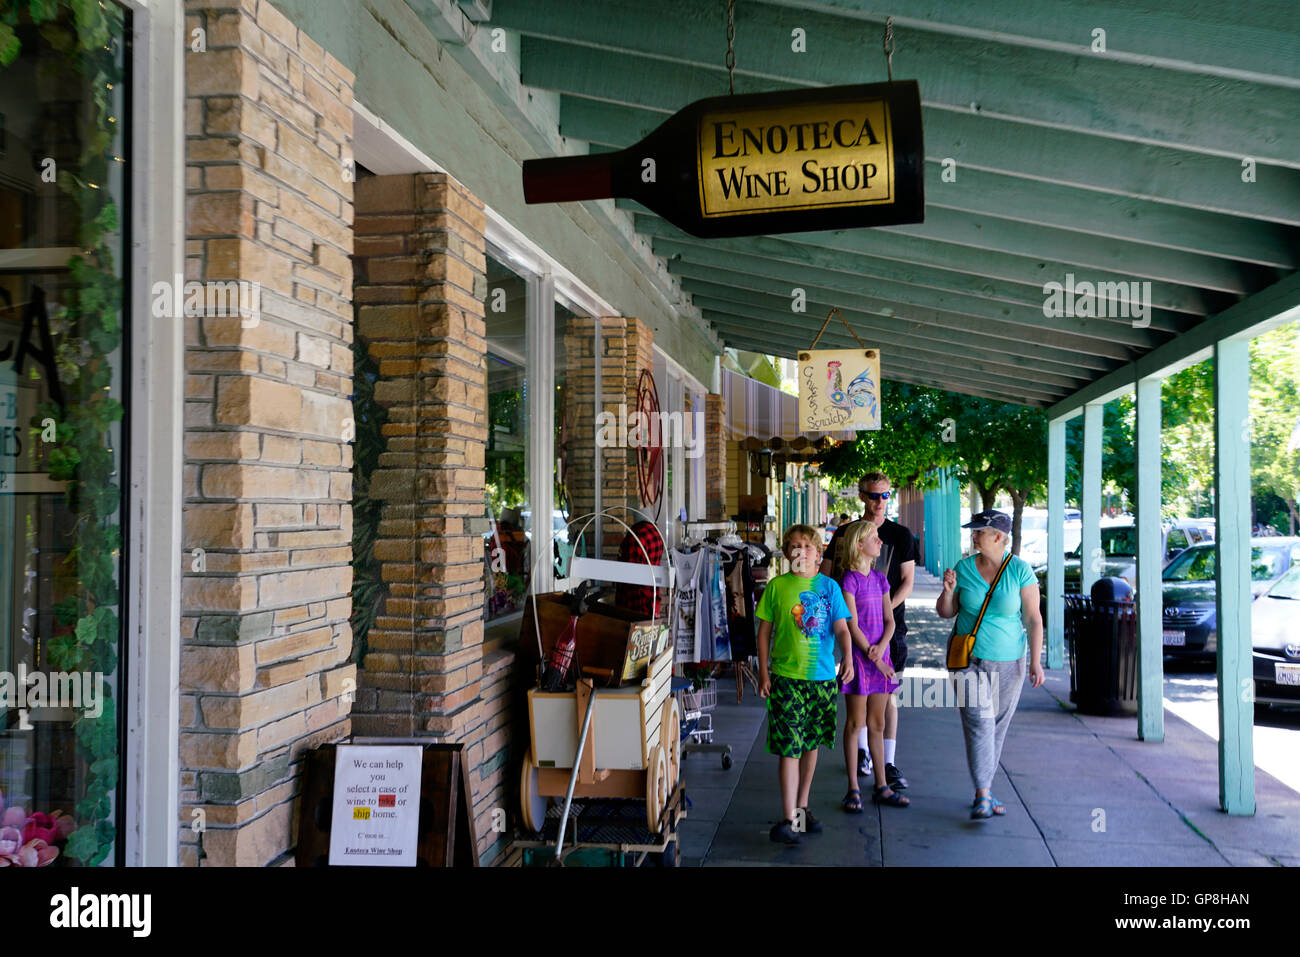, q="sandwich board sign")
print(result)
[328,744,423,866]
